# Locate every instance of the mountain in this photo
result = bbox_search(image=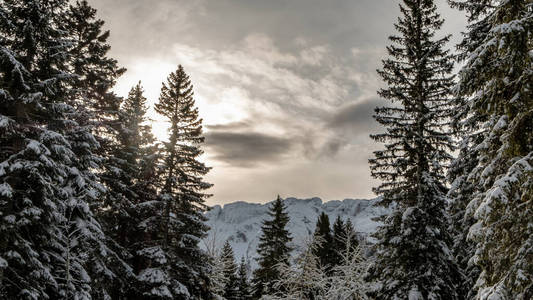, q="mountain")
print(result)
[202,197,389,270]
